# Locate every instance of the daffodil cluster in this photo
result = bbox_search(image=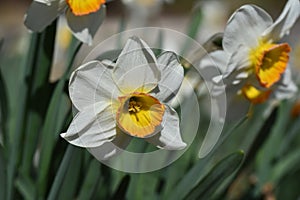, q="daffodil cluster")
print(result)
[61,37,186,159]
[203,0,300,104]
